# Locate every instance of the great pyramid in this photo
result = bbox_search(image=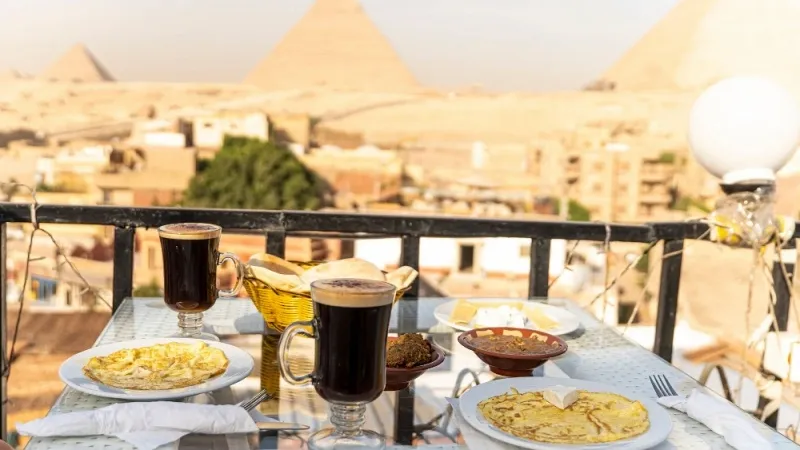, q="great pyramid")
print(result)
[244,0,418,92]
[39,43,115,82]
[601,0,800,93]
